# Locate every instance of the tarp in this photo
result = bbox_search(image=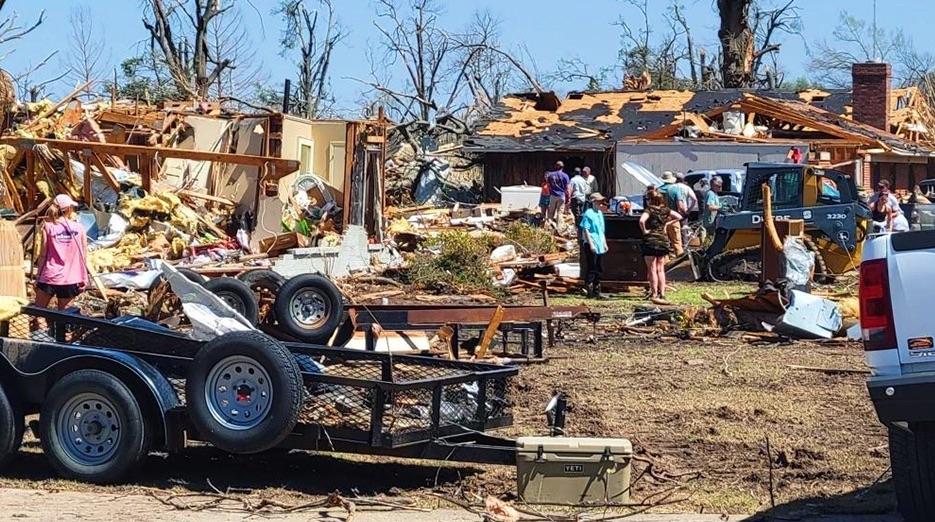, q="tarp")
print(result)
[617,160,663,196]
